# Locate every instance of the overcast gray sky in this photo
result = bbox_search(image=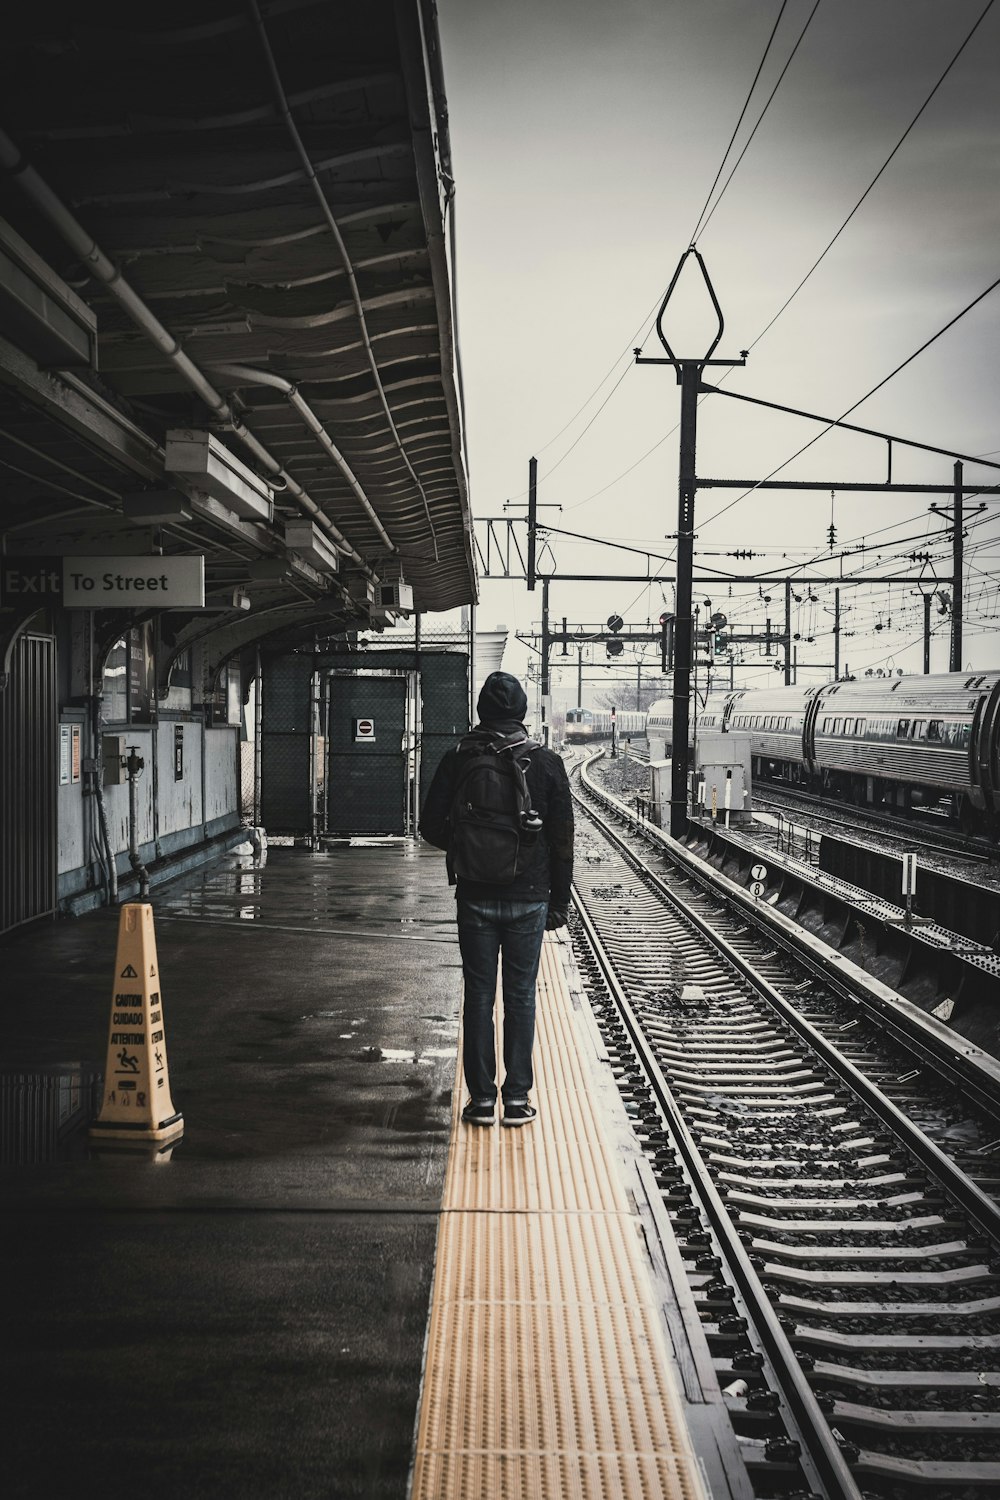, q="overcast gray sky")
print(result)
[436,0,1000,707]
